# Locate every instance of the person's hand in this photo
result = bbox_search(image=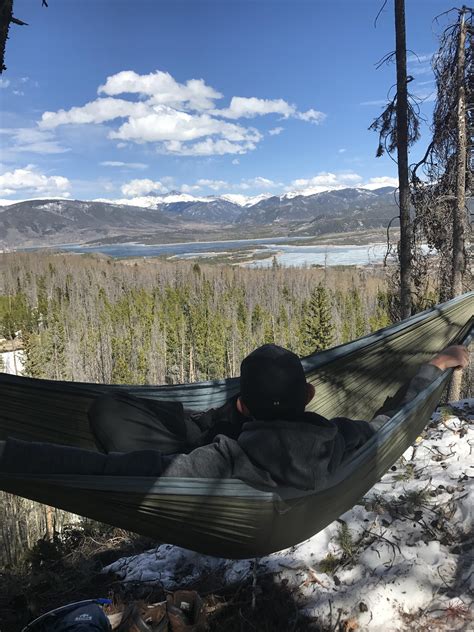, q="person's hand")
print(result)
[428,345,469,371]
